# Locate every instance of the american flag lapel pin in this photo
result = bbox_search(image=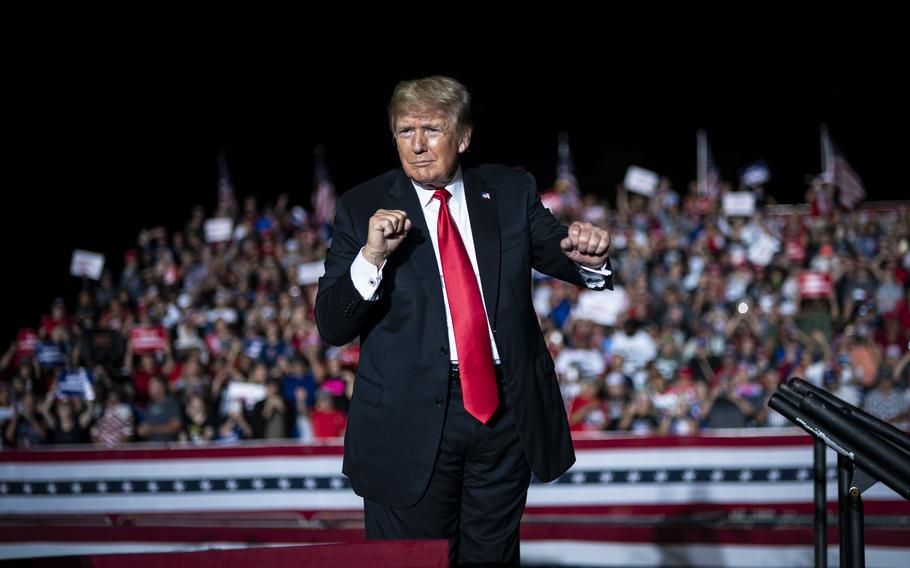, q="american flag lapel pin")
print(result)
[481,192,491,200]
